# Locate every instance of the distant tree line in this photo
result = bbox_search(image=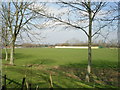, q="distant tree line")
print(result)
[15,43,54,48]
[15,40,118,48]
